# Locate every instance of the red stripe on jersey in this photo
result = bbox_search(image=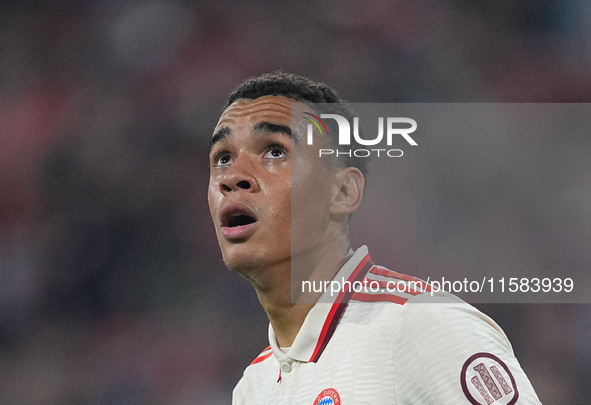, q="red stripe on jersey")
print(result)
[250,346,272,365]
[250,350,273,365]
[351,292,409,305]
[362,277,424,296]
[369,266,432,292]
[309,253,373,363]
